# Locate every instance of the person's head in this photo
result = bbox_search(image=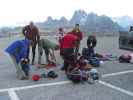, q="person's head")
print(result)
[79,56,84,61]
[73,24,80,33]
[29,21,34,29]
[59,28,63,32]
[92,32,96,37]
